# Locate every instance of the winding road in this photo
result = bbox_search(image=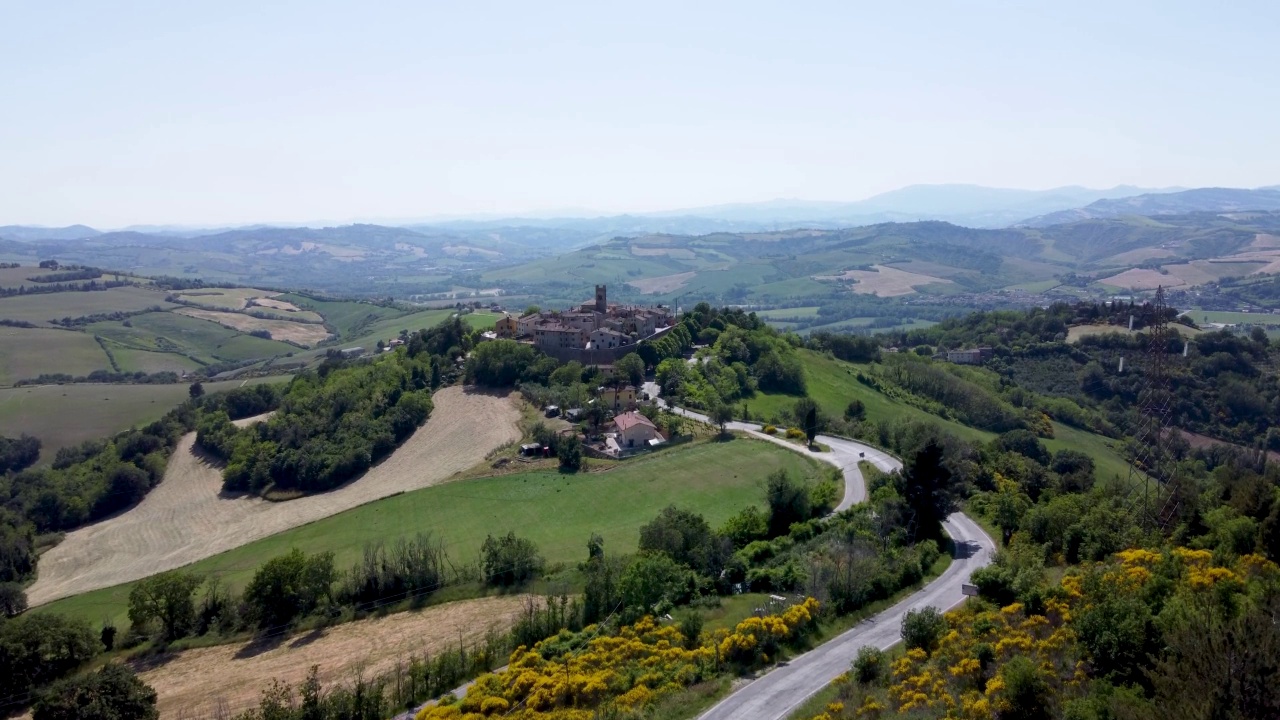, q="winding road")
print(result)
[646,385,996,720]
